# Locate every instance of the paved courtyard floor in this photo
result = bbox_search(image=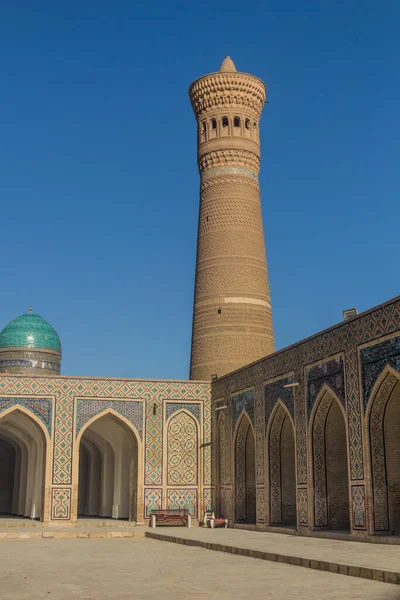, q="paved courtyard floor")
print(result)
[147,525,400,573]
[1,537,400,600]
